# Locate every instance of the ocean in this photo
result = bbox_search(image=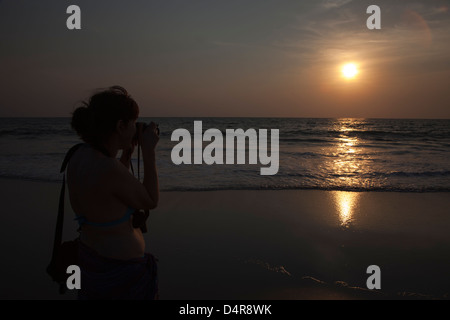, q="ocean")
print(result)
[0,117,449,192]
